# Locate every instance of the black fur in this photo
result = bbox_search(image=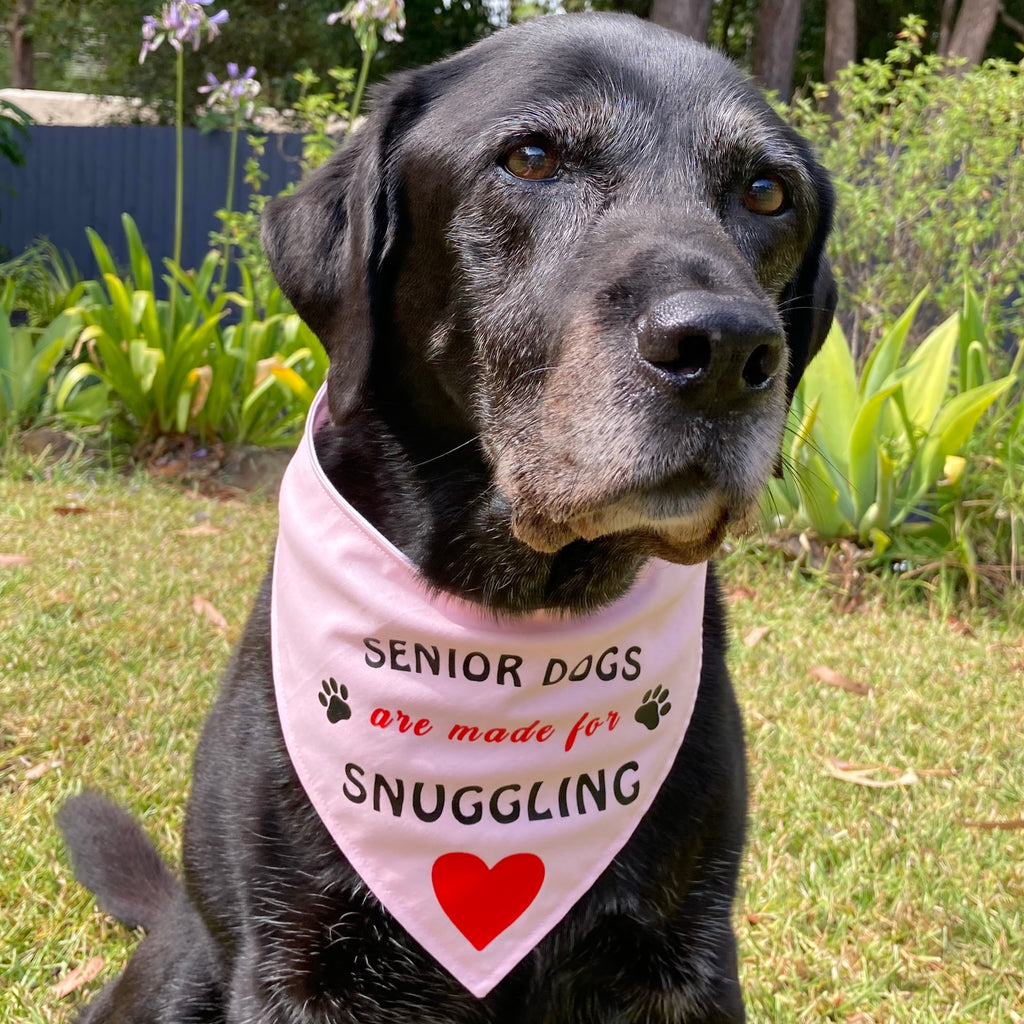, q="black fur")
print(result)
[60,14,834,1022]
[57,793,178,932]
